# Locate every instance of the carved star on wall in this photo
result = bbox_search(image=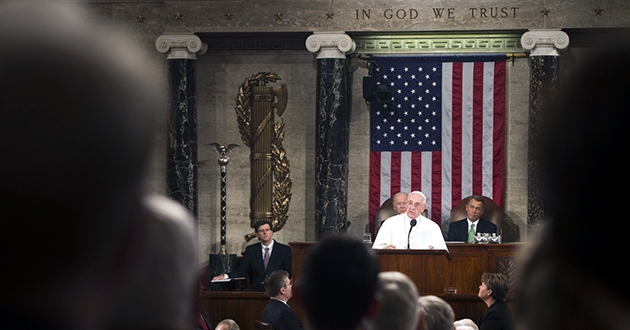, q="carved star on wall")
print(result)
[540,8,550,17]
[136,14,145,23]
[593,7,604,16]
[275,11,283,20]
[225,12,233,20]
[175,12,183,21]
[326,11,335,19]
